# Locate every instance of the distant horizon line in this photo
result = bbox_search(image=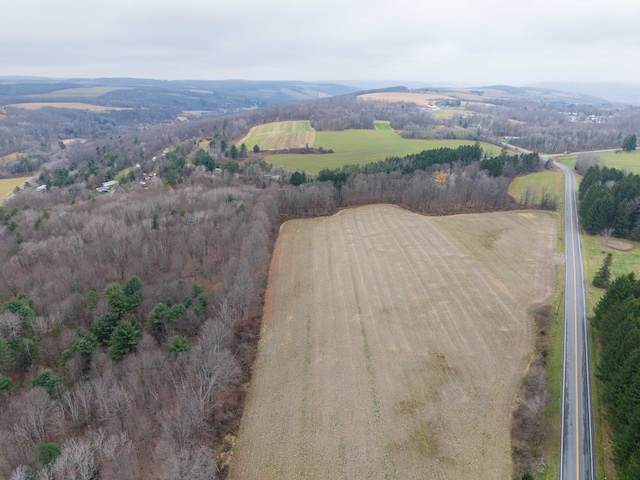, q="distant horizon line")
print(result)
[1,75,639,88]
